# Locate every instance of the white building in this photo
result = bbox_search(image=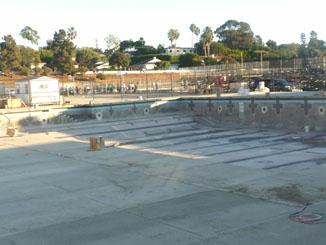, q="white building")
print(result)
[30,62,46,70]
[131,57,162,70]
[15,76,60,105]
[165,47,193,56]
[95,61,110,71]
